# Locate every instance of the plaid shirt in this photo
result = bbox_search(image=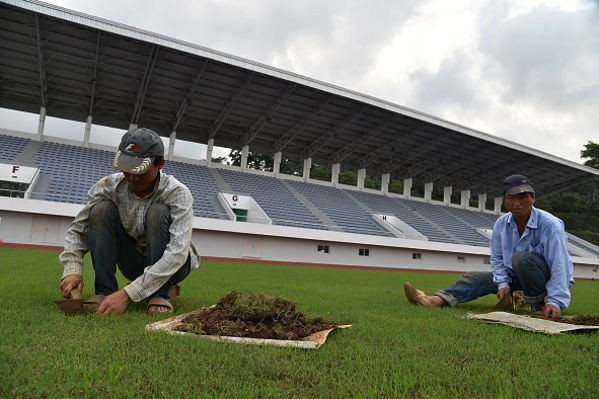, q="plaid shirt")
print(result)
[60,172,200,302]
